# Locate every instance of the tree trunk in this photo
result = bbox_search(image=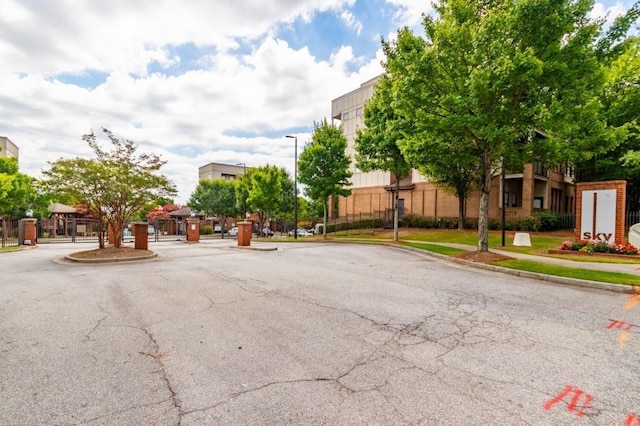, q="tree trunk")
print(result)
[220,215,225,239]
[394,176,399,242]
[112,221,122,248]
[458,195,465,230]
[98,215,106,249]
[477,150,492,252]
